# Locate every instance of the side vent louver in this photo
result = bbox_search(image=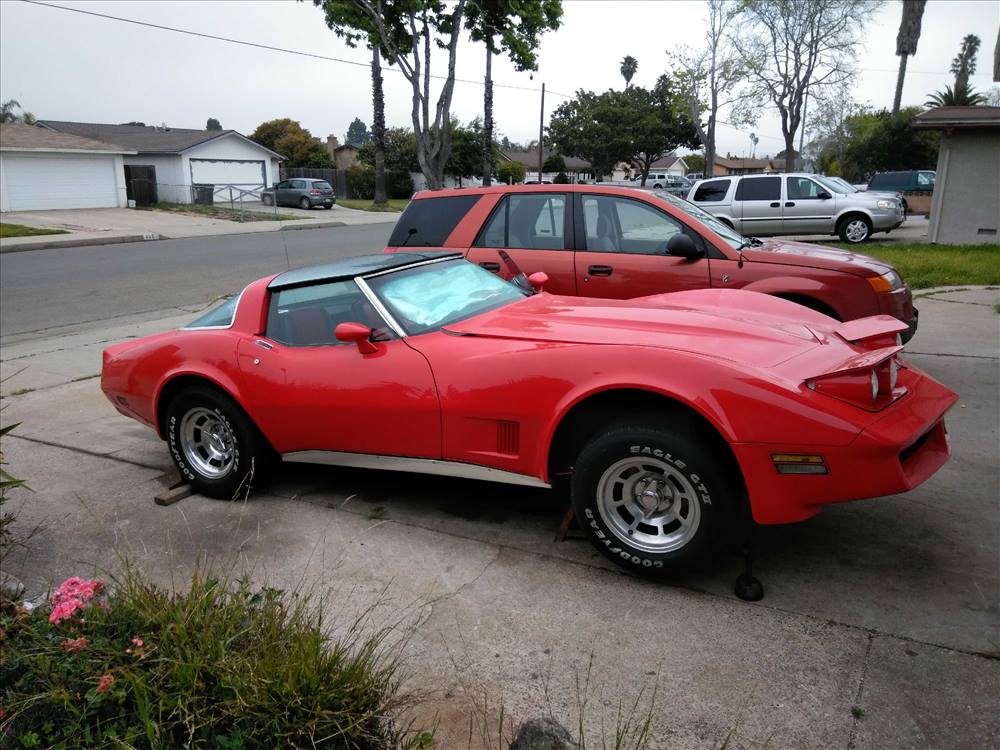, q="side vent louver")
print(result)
[497,420,519,455]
